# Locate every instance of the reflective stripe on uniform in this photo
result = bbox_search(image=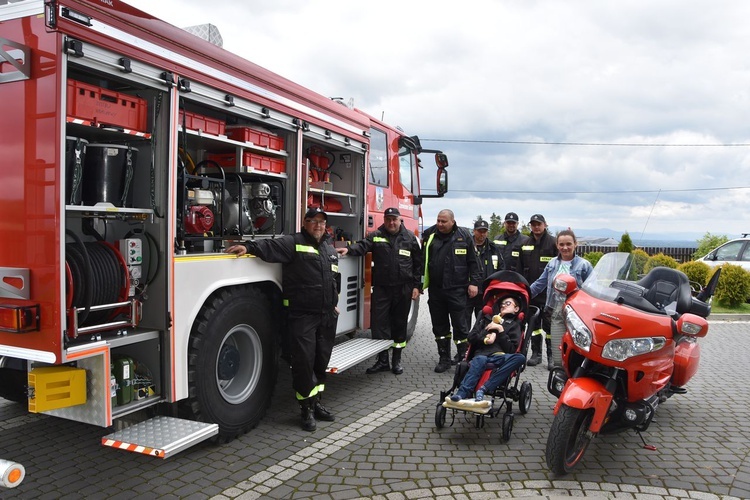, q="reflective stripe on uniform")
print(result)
[399,249,410,256]
[296,244,319,254]
[455,248,466,255]
[540,256,552,262]
[331,264,338,272]
[296,384,325,400]
[392,341,407,349]
[454,338,468,345]
[423,232,437,289]
[435,333,451,341]
[522,245,534,251]
[530,329,545,337]
[373,237,388,243]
